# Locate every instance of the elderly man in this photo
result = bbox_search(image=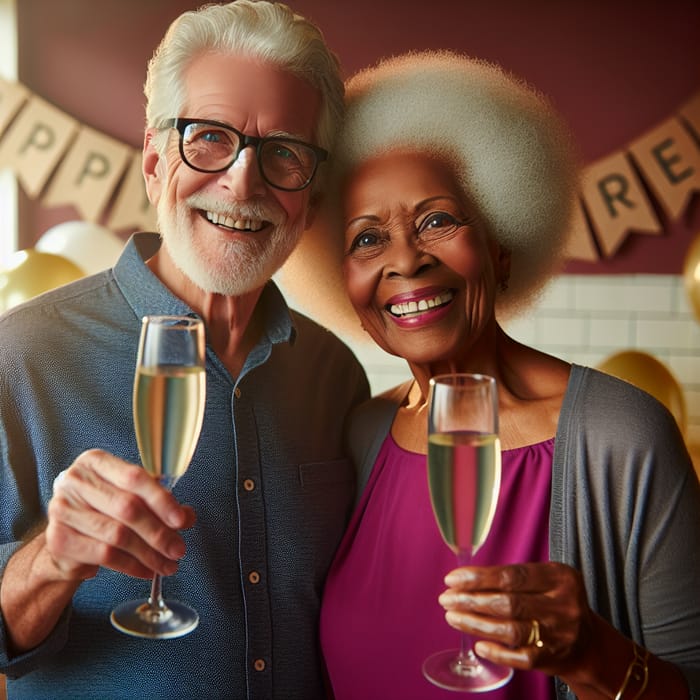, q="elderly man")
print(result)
[0,3,368,698]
